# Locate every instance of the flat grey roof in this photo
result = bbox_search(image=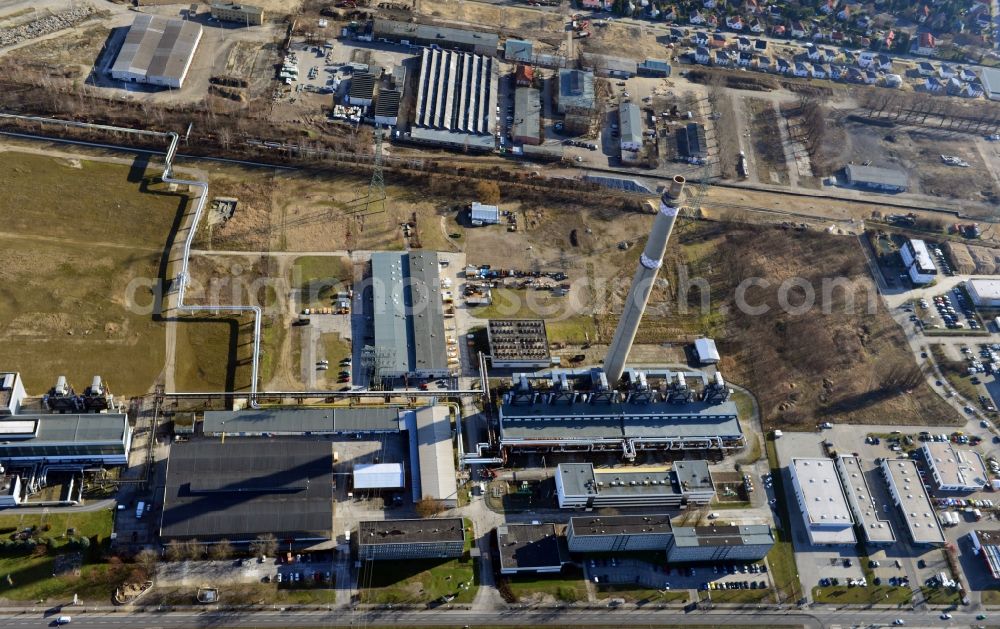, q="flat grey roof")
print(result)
[582,52,638,75]
[488,319,549,363]
[570,514,672,536]
[408,252,448,373]
[923,441,988,489]
[409,127,496,151]
[504,38,533,61]
[358,518,465,545]
[558,69,595,111]
[500,400,741,441]
[497,523,566,570]
[838,455,895,543]
[674,460,714,493]
[513,87,541,143]
[845,164,908,189]
[211,2,264,16]
[882,458,945,545]
[619,101,643,148]
[371,252,411,374]
[558,463,681,498]
[160,439,333,541]
[0,413,127,444]
[981,67,1000,100]
[672,525,774,548]
[413,406,458,503]
[373,19,498,51]
[203,407,401,434]
[111,14,202,83]
[791,458,854,526]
